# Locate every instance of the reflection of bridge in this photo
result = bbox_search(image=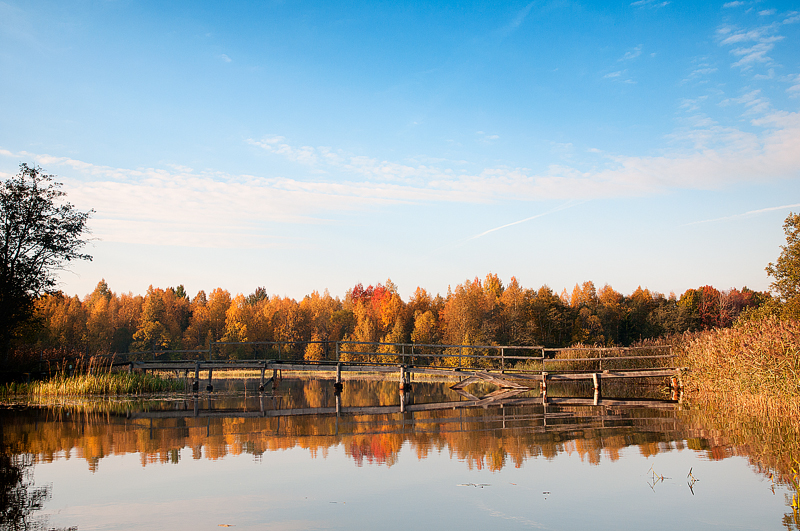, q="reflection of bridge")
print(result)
[126,394,682,439]
[117,340,682,400]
